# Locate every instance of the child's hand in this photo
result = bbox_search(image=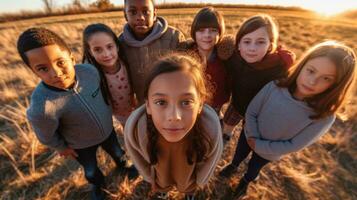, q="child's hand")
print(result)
[247,138,256,150]
[131,93,138,108]
[58,148,78,159]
